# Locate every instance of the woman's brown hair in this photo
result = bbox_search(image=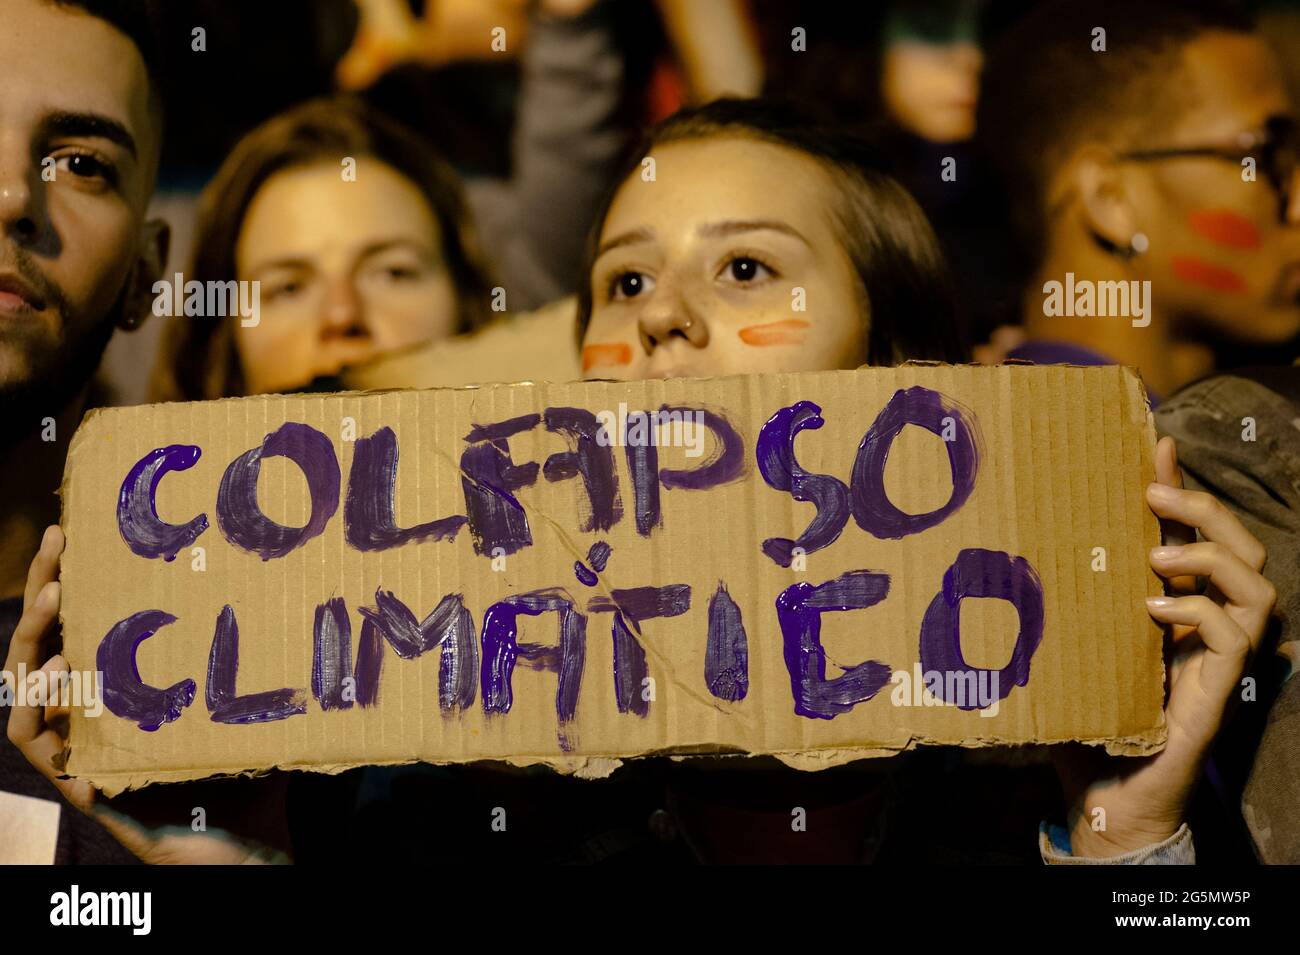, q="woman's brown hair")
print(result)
[153,95,494,400]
